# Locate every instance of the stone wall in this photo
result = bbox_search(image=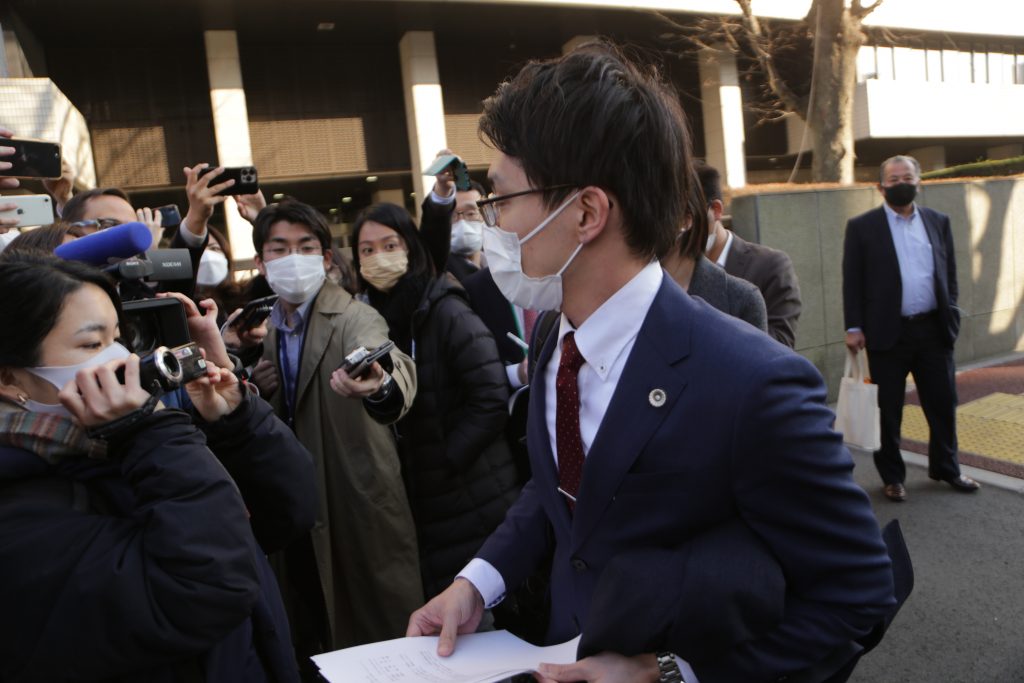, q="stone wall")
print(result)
[730,177,1024,400]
